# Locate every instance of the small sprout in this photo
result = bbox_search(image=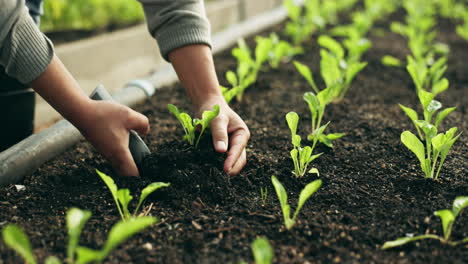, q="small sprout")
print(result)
[286,112,322,177]
[168,104,220,147]
[67,208,92,263]
[260,187,268,206]
[96,170,170,221]
[271,175,322,230]
[382,196,468,249]
[381,55,403,67]
[251,236,274,264]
